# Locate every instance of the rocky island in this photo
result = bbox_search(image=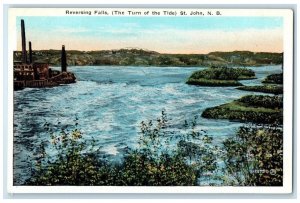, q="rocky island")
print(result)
[186,66,256,86]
